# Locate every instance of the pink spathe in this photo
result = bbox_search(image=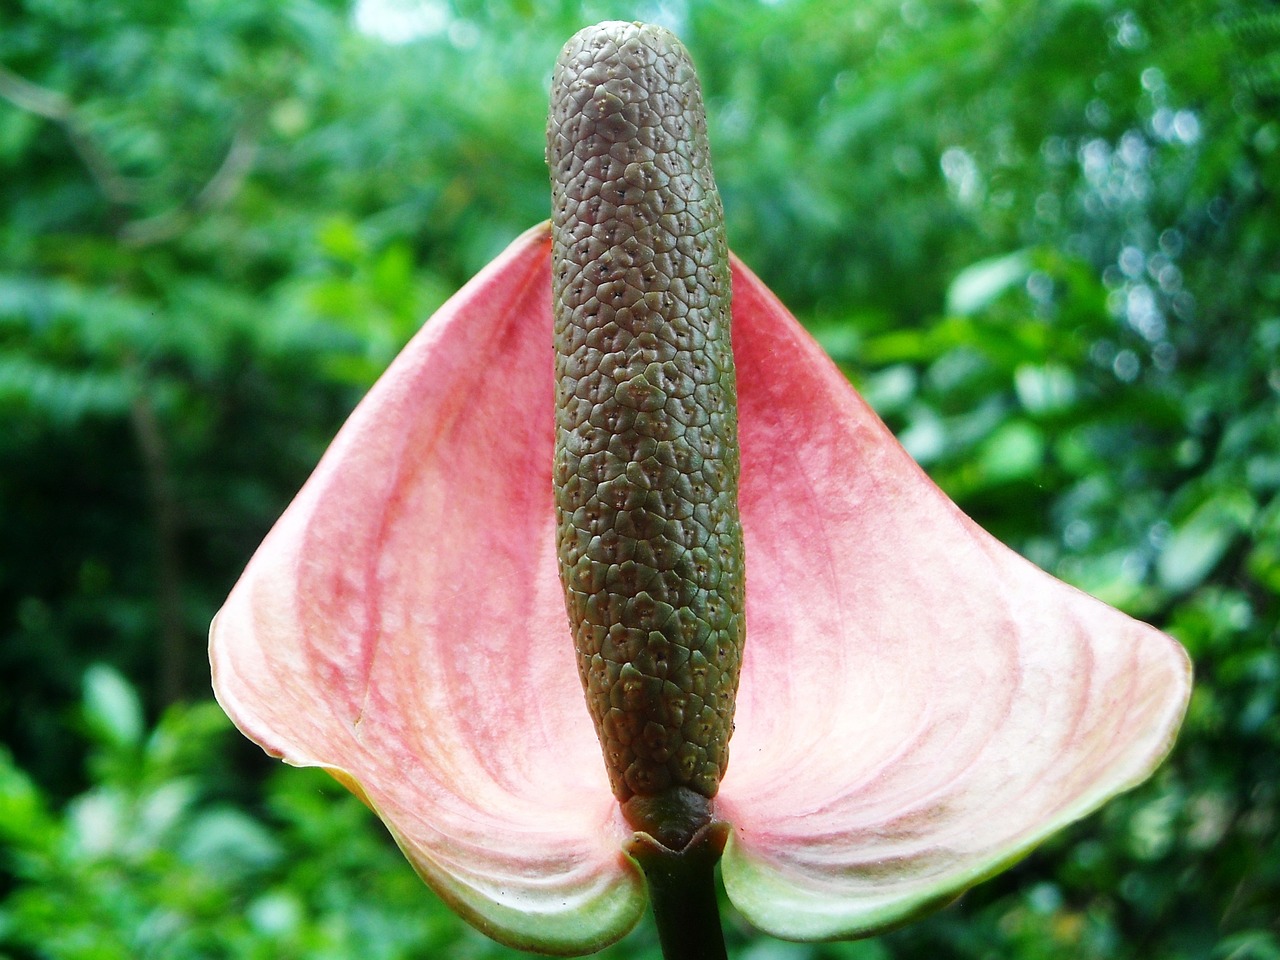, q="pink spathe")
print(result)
[210,222,1190,954]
